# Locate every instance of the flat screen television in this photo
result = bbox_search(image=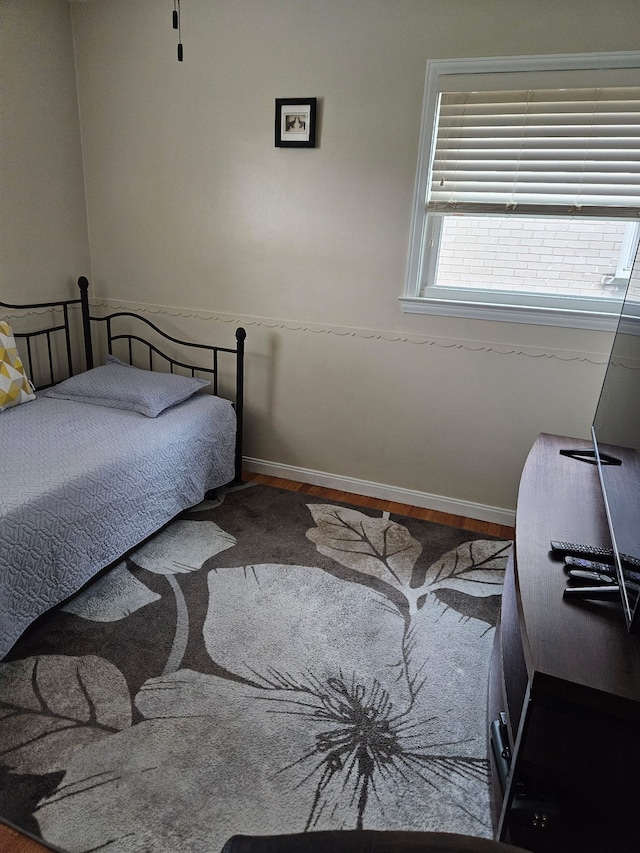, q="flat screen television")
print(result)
[591,242,640,632]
